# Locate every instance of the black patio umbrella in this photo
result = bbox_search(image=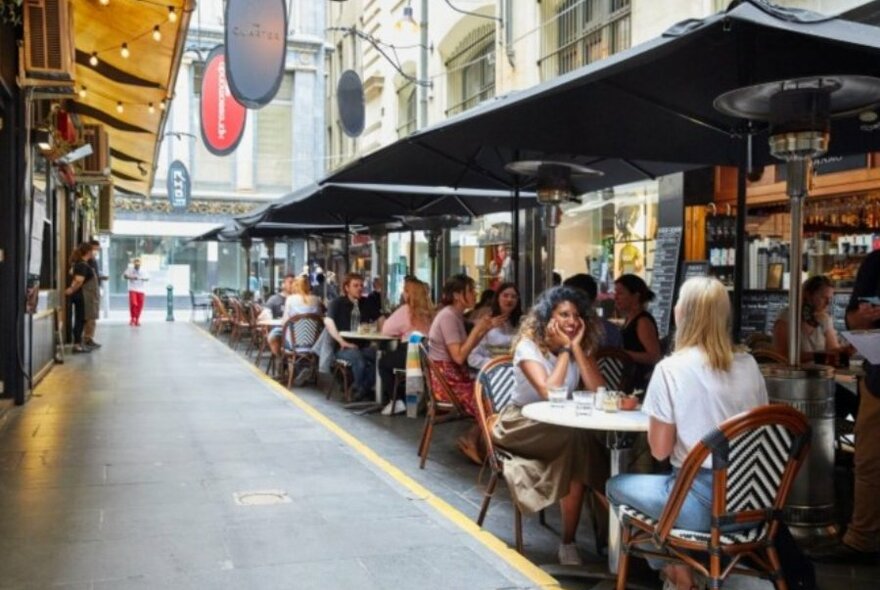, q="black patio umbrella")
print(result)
[238,182,539,226]
[190,220,349,242]
[325,1,880,189]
